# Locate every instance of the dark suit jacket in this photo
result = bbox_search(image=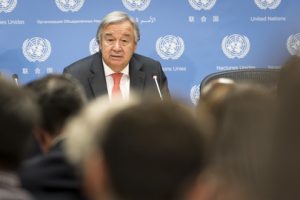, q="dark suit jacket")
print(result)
[19,140,85,200]
[63,52,170,100]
